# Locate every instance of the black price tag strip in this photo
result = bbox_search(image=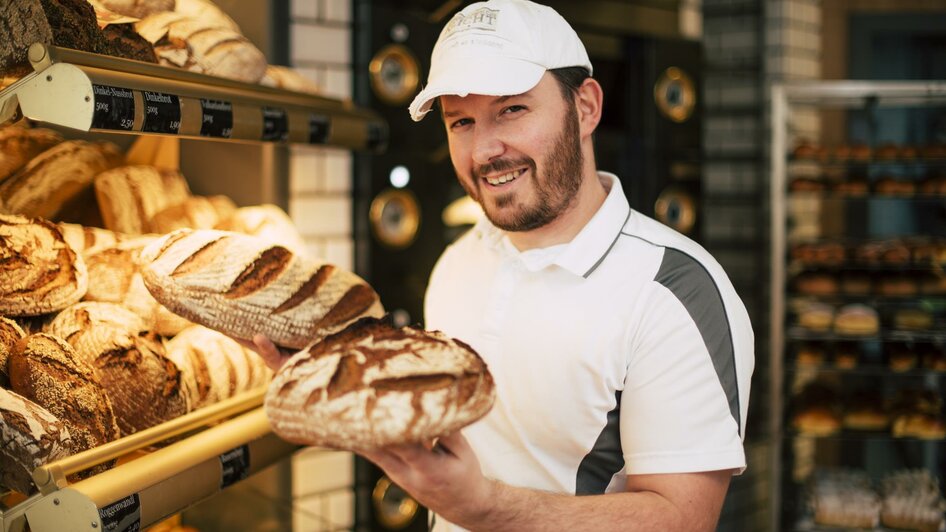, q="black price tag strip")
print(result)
[261,106,288,142]
[309,114,330,144]
[91,84,135,131]
[142,91,181,134]
[199,99,233,138]
[98,494,141,532]
[220,445,250,489]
